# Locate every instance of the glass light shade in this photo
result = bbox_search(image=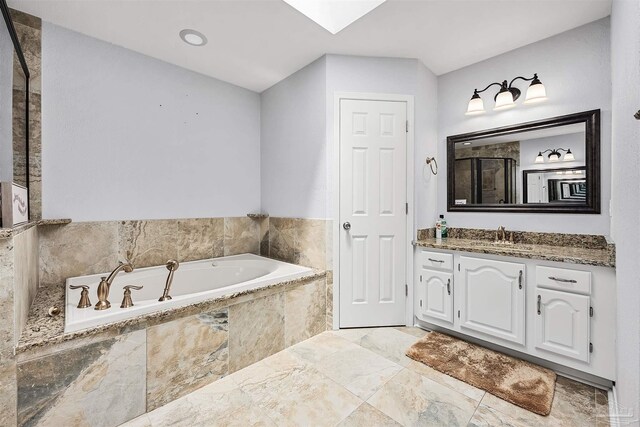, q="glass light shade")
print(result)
[563,150,575,161]
[548,152,561,162]
[494,90,515,110]
[466,96,485,115]
[534,152,545,164]
[524,82,547,103]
